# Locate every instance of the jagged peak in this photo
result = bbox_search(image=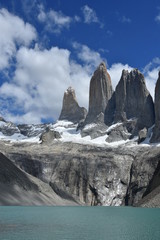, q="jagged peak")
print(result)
[93,62,111,83]
[121,69,129,78]
[130,68,142,77]
[98,61,107,69]
[96,62,108,73]
[59,86,87,123]
[121,68,144,82]
[65,86,75,95]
